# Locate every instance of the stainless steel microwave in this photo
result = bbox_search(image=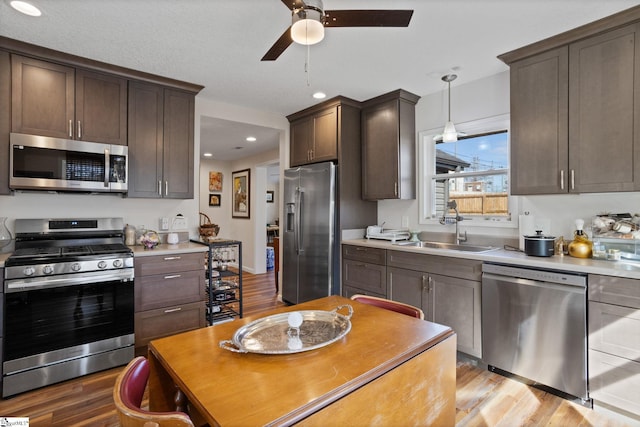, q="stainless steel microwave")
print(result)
[9,133,128,193]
